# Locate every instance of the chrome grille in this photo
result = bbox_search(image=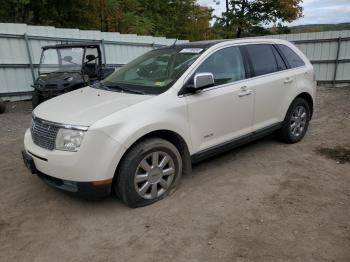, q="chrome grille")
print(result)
[31,117,59,150]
